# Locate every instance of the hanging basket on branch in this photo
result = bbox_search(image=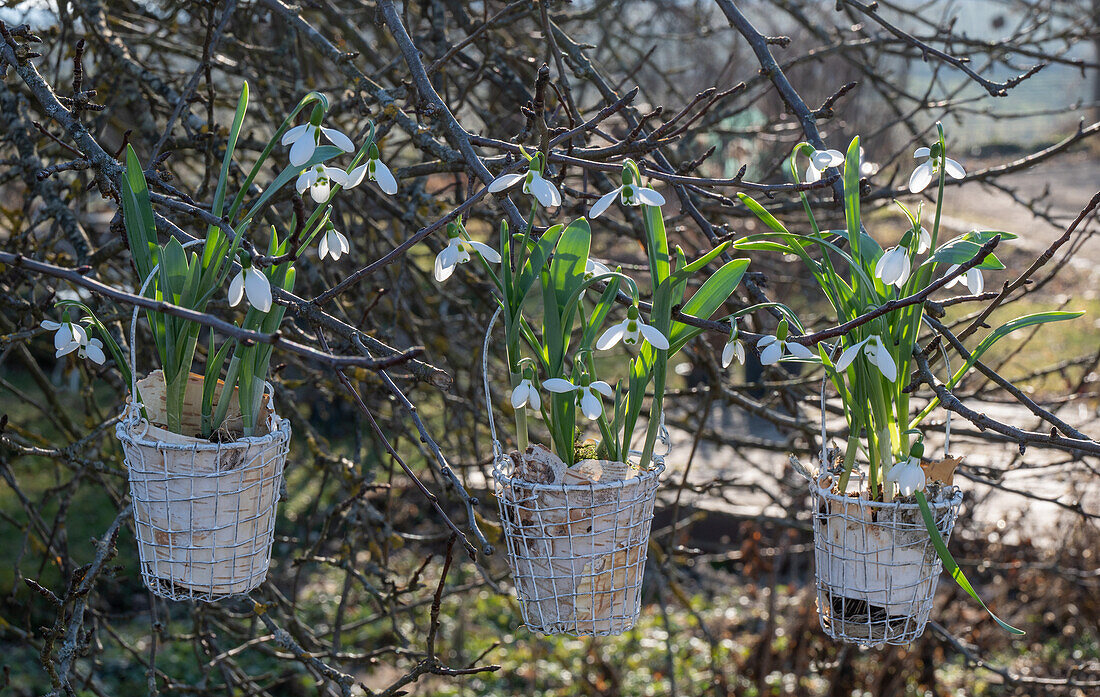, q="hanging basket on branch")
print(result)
[810,471,962,646]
